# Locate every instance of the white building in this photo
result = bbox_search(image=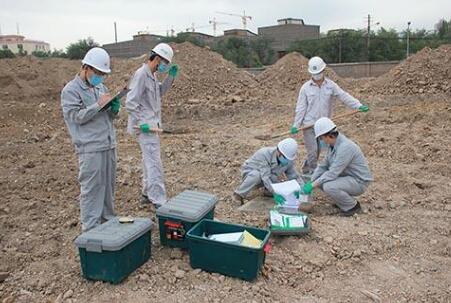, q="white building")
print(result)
[0,35,50,54]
